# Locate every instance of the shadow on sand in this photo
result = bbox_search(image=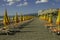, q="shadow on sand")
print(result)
[0,19,34,35]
